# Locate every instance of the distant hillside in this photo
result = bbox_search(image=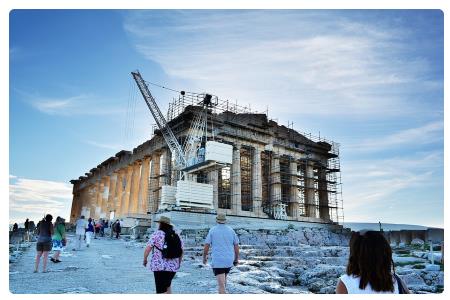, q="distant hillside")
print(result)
[343,222,441,232]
